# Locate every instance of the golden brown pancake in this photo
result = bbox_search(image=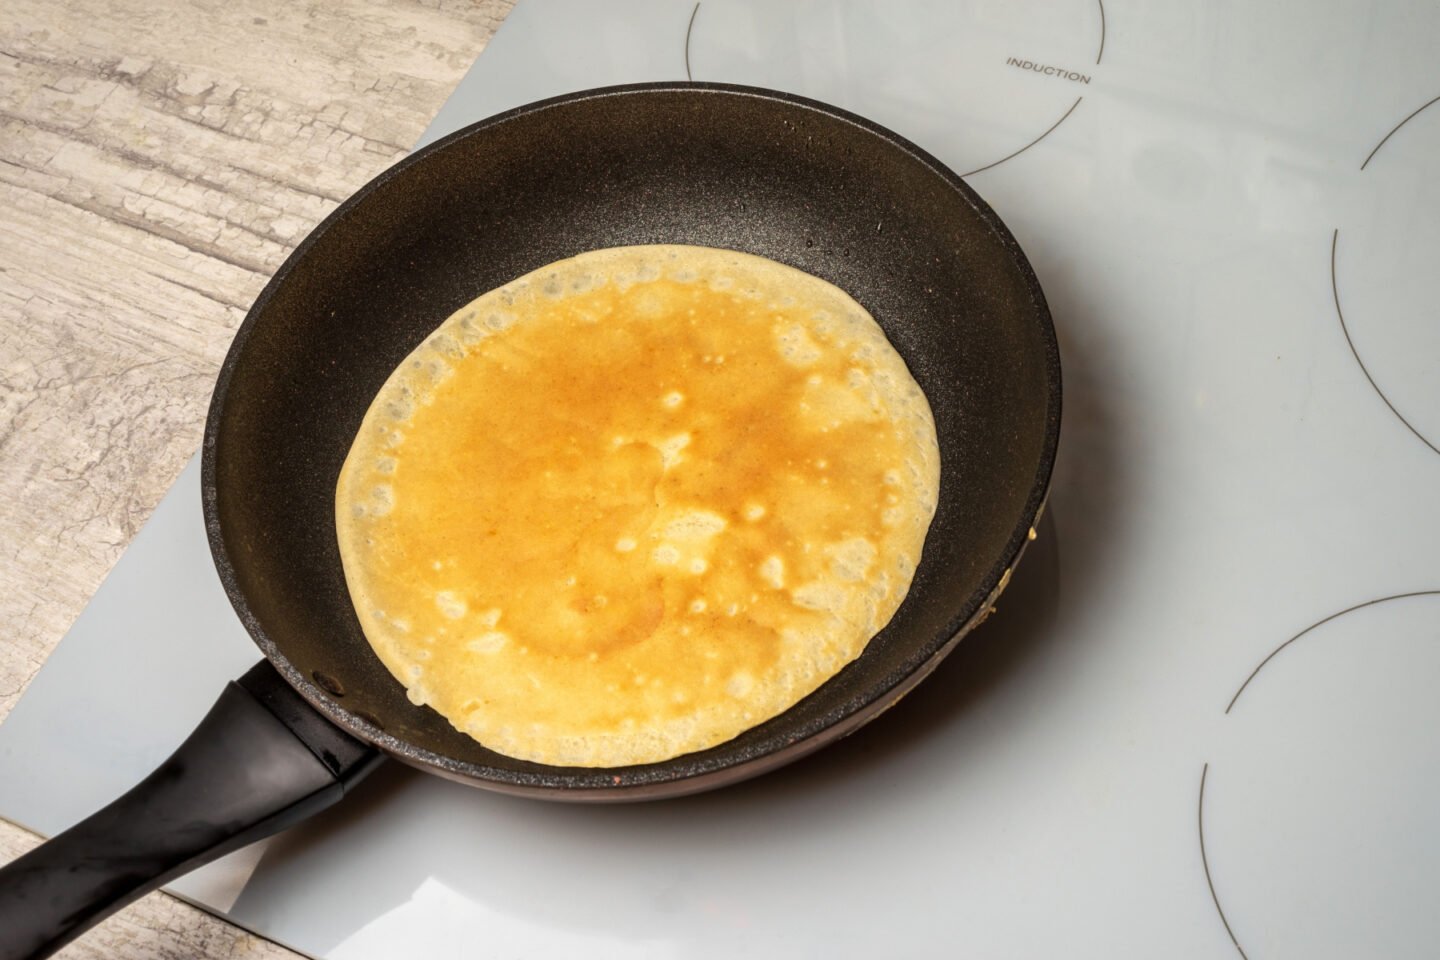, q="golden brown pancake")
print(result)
[336,245,939,766]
